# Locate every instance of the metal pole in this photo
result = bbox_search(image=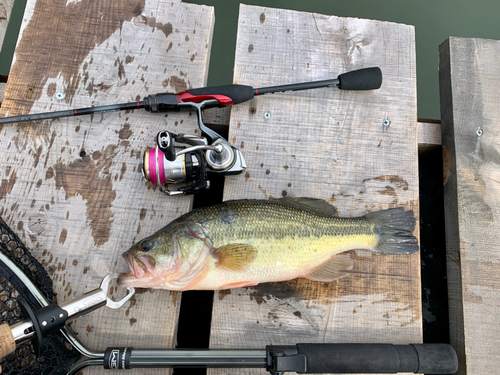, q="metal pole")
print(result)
[129,349,267,368]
